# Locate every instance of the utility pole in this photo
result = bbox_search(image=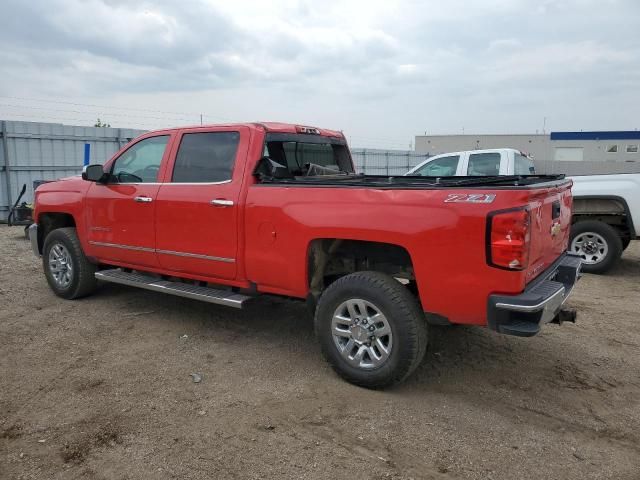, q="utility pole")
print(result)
[200,114,203,125]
